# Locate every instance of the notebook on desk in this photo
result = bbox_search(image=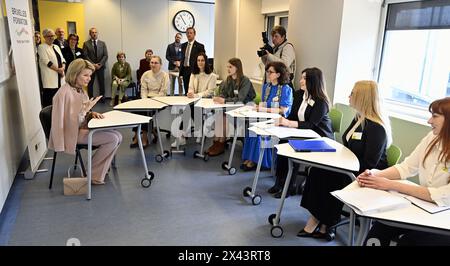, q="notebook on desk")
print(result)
[288,139,336,152]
